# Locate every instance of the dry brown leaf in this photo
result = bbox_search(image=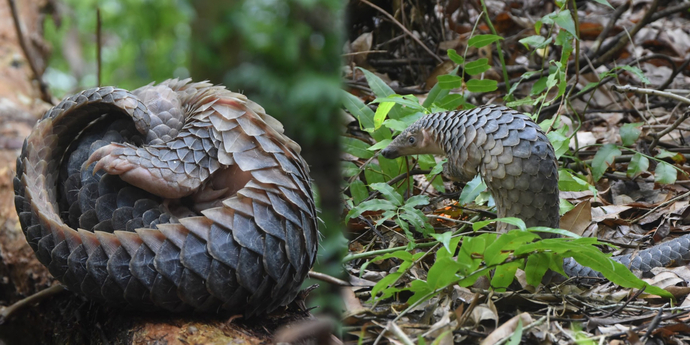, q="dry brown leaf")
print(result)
[572,131,597,149]
[560,200,593,236]
[468,304,498,327]
[479,312,533,345]
[591,205,632,222]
